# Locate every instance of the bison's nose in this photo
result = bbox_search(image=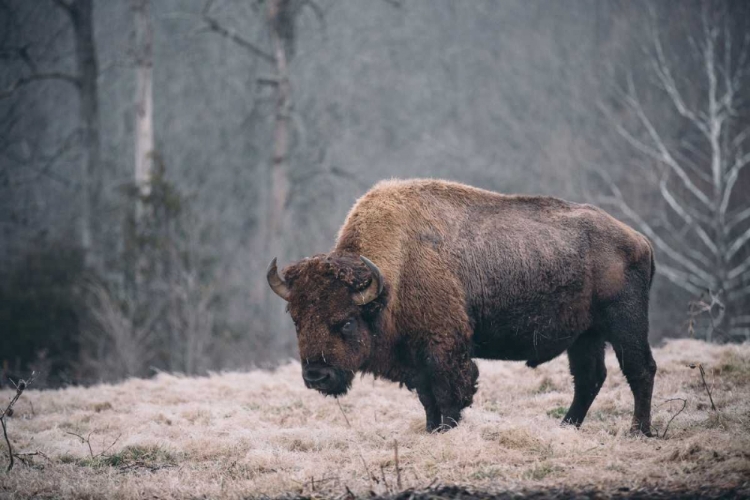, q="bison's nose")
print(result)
[303,366,331,384]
